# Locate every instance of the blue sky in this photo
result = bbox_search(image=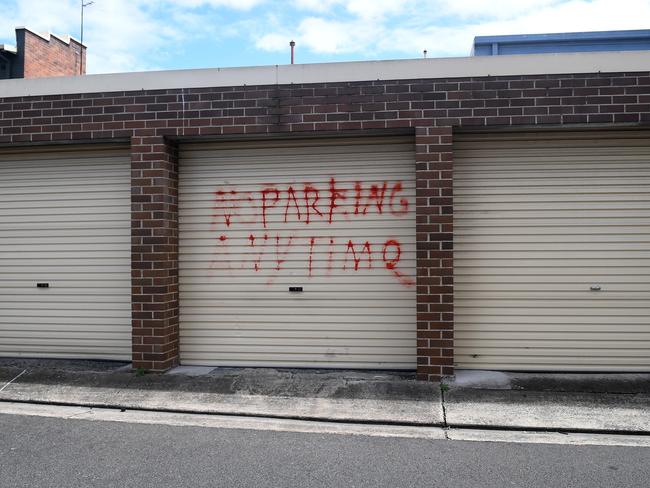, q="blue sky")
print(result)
[0,0,648,74]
